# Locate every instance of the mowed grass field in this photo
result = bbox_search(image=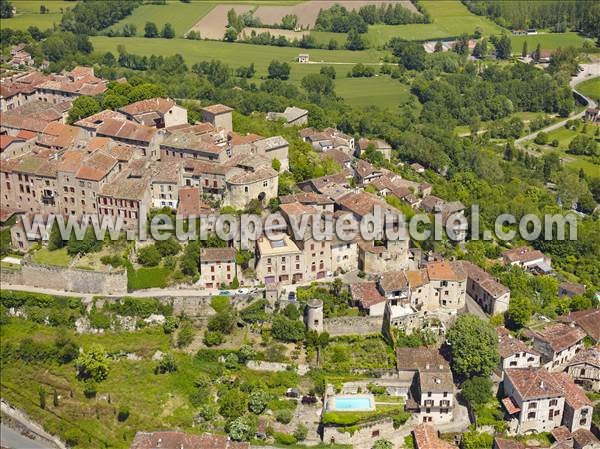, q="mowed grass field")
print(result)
[335,76,414,108]
[0,0,75,30]
[107,1,216,37]
[91,36,386,82]
[510,32,592,54]
[539,124,600,177]
[577,77,600,103]
[312,0,505,47]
